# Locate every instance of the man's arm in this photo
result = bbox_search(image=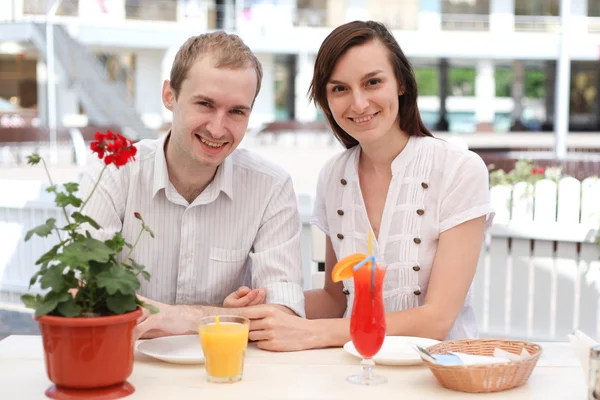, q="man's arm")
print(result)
[248,176,305,317]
